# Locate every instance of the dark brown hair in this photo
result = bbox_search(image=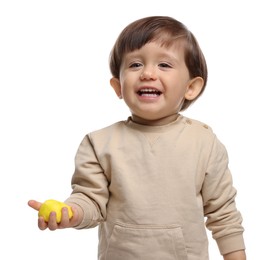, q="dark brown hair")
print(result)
[109,16,208,110]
